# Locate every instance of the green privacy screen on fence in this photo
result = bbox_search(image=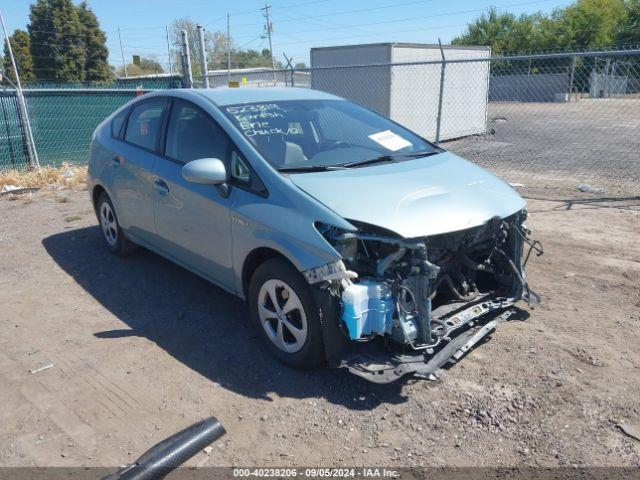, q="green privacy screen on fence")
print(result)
[0,76,182,171]
[26,90,140,167]
[0,94,28,170]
